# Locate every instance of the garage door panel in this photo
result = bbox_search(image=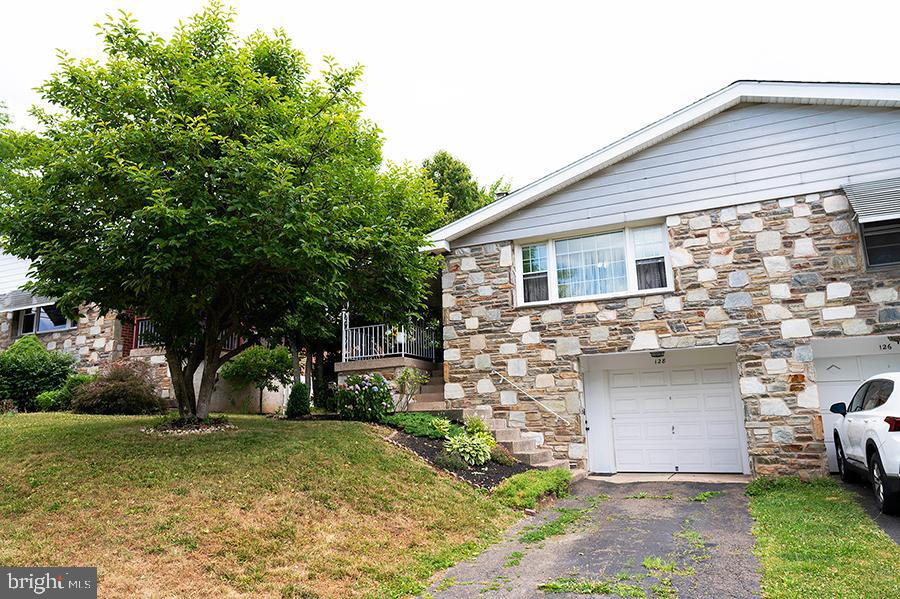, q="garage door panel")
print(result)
[610,371,638,388]
[642,395,670,412]
[815,357,861,382]
[611,396,640,415]
[671,394,702,411]
[604,361,744,474]
[638,370,668,386]
[704,392,736,411]
[670,369,698,385]
[702,367,732,384]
